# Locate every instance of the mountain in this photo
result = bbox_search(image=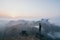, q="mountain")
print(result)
[0,19,60,40]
